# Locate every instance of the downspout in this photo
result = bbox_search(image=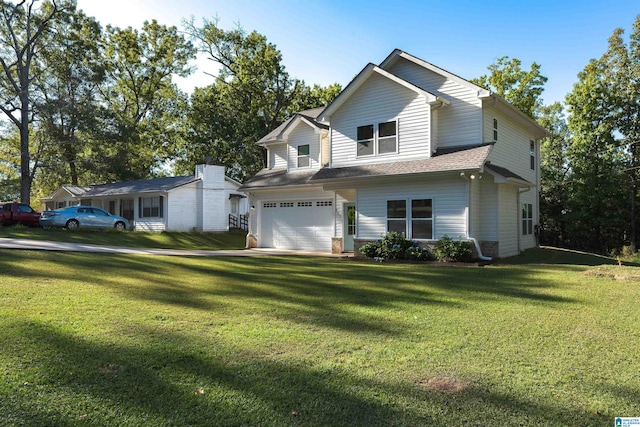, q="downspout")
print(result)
[460,172,492,261]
